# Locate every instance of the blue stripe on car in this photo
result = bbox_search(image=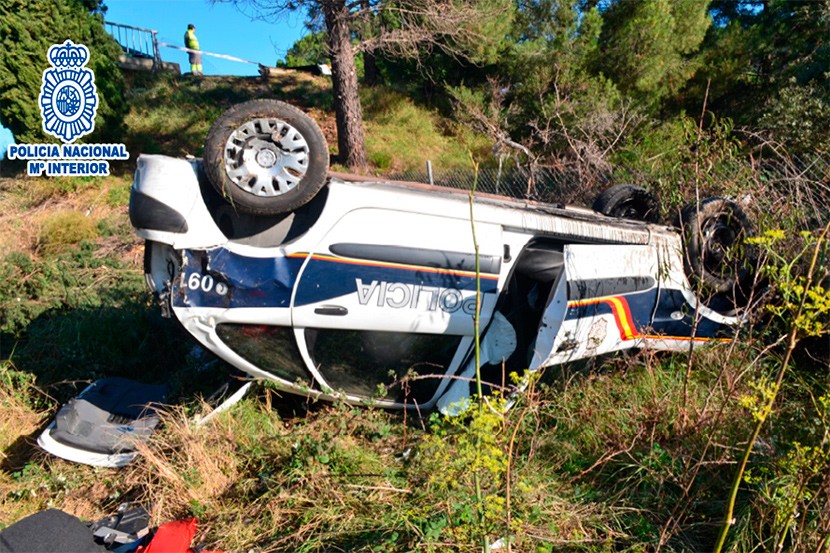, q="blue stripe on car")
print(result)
[173,248,499,309]
[294,254,499,306]
[173,248,303,309]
